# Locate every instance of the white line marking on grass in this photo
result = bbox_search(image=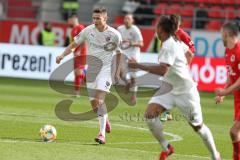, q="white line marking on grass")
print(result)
[0,112,183,143]
[87,121,183,142]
